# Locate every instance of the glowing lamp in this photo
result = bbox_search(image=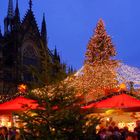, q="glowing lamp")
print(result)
[105,109,124,115]
[7,122,11,127]
[105,109,115,115]
[119,83,126,90]
[106,118,110,121]
[18,84,27,93]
